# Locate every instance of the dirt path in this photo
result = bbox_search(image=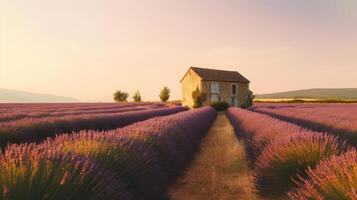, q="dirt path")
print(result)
[170,112,259,200]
